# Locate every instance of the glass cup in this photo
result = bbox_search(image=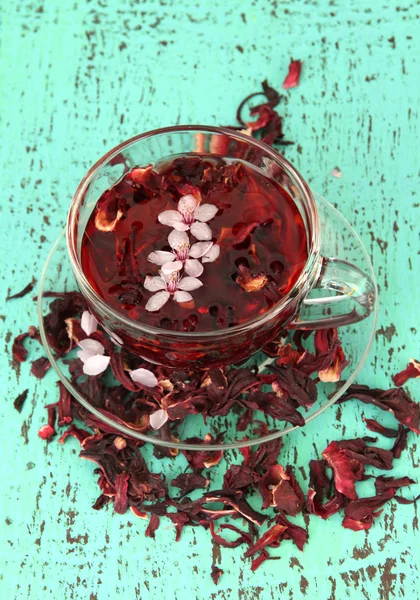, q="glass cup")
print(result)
[67,126,375,368]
